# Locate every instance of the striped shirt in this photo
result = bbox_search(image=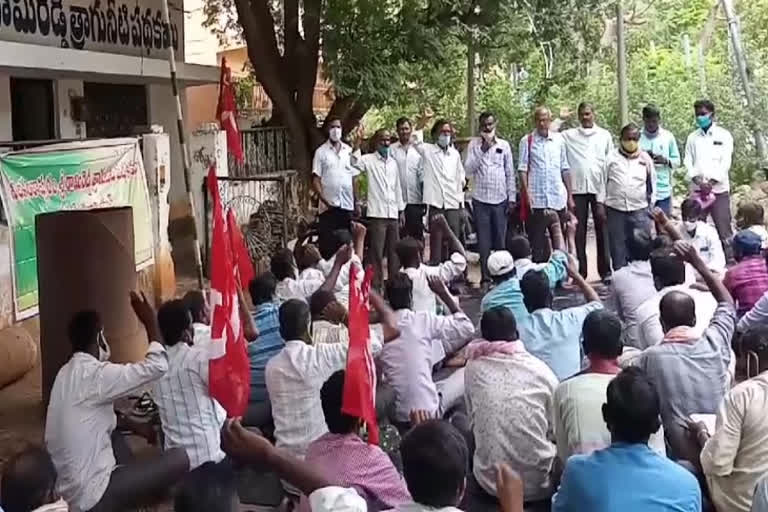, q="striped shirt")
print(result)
[464,136,516,204]
[518,131,570,210]
[723,256,768,317]
[248,302,284,403]
[151,342,227,470]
